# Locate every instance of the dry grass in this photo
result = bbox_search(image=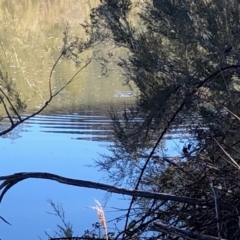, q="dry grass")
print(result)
[91,199,108,240]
